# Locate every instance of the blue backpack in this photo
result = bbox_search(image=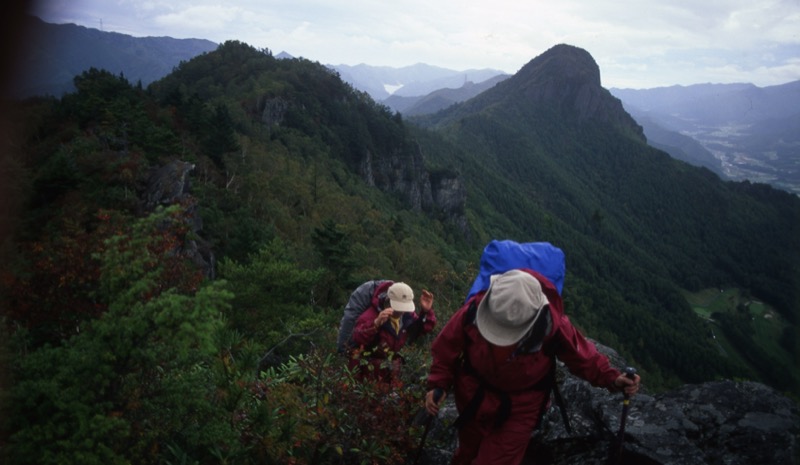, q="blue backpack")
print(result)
[465,240,565,303]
